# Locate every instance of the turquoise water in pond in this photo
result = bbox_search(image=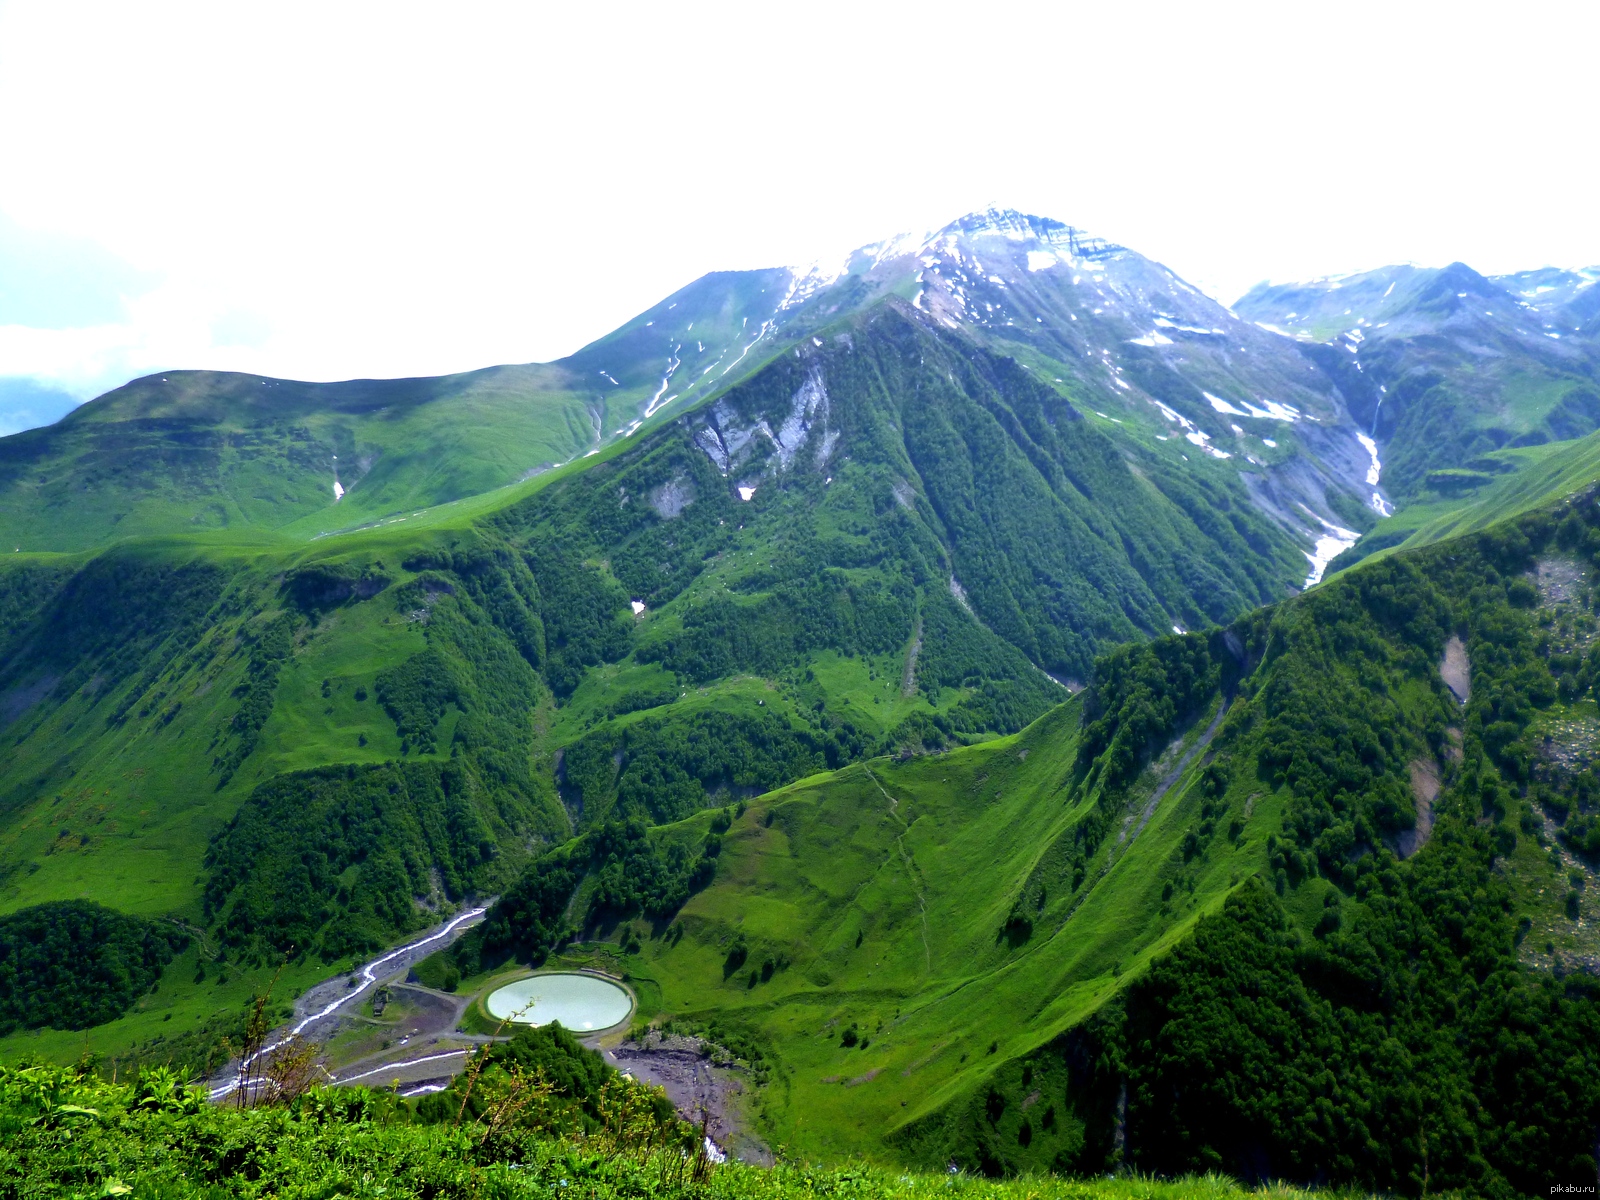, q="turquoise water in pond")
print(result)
[484,973,633,1031]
